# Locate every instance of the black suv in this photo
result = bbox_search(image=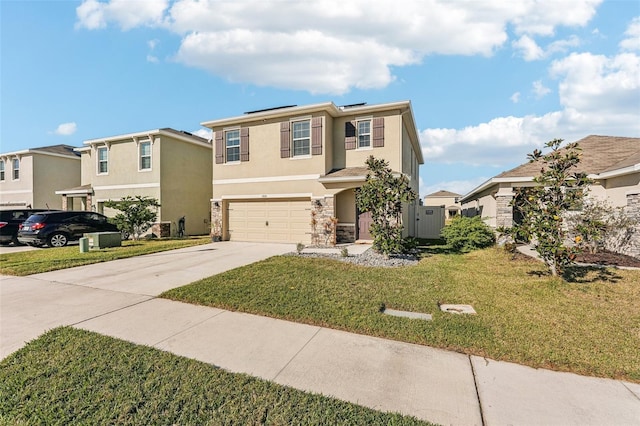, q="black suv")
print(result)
[0,209,52,246]
[18,211,119,247]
